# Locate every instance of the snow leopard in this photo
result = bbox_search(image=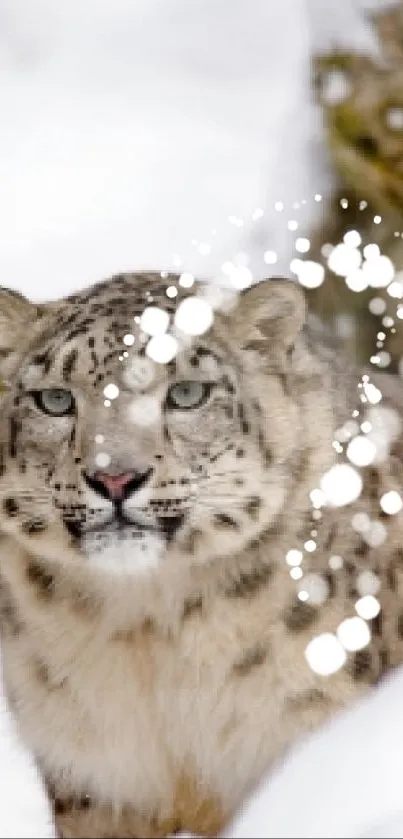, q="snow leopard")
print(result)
[0,273,403,837]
